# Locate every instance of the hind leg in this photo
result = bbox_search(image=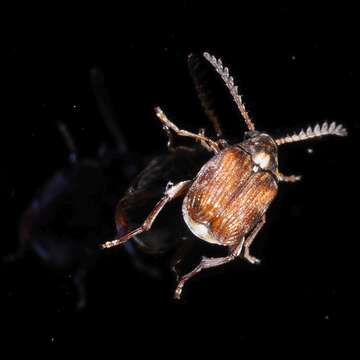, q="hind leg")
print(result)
[174,238,245,299]
[242,215,266,265]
